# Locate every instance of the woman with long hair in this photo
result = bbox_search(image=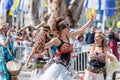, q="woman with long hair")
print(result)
[84,31,118,80]
[38,15,95,80]
[24,26,53,80]
[0,25,15,80]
